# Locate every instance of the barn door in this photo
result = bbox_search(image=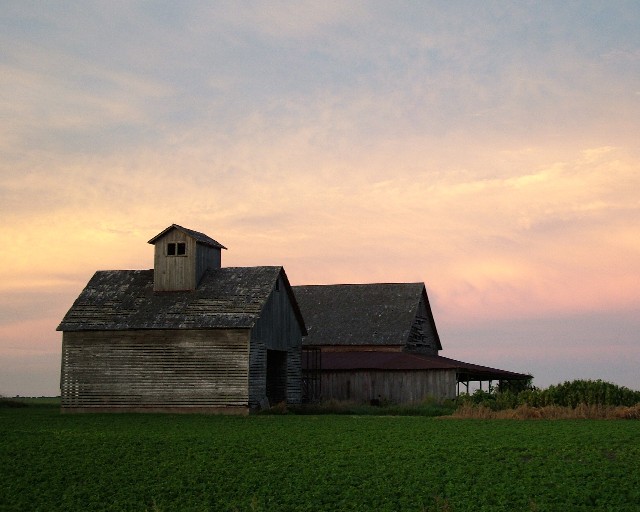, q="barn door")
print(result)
[266,349,287,405]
